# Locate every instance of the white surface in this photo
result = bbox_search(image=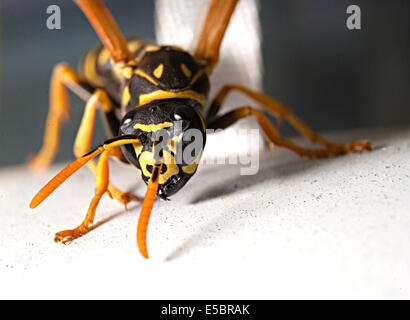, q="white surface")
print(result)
[156,0,265,160]
[0,127,409,299]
